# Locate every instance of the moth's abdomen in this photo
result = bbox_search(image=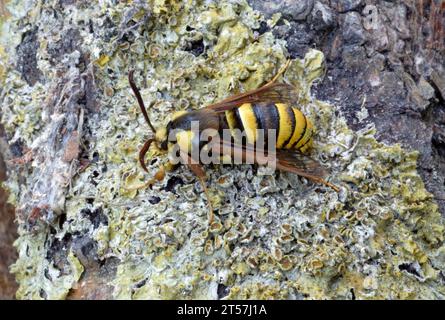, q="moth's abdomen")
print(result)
[225,103,313,152]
